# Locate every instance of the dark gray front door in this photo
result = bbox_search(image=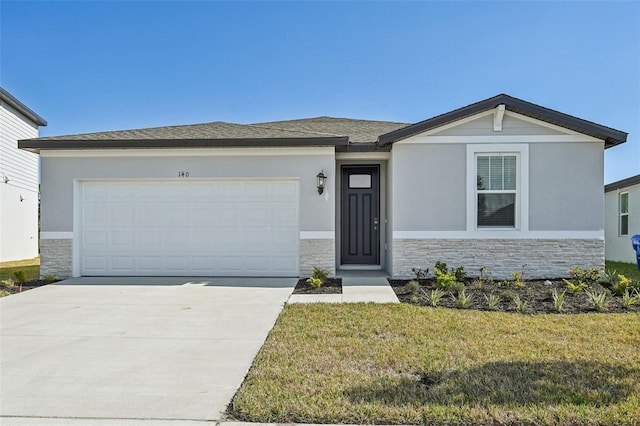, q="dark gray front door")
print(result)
[341,165,380,265]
